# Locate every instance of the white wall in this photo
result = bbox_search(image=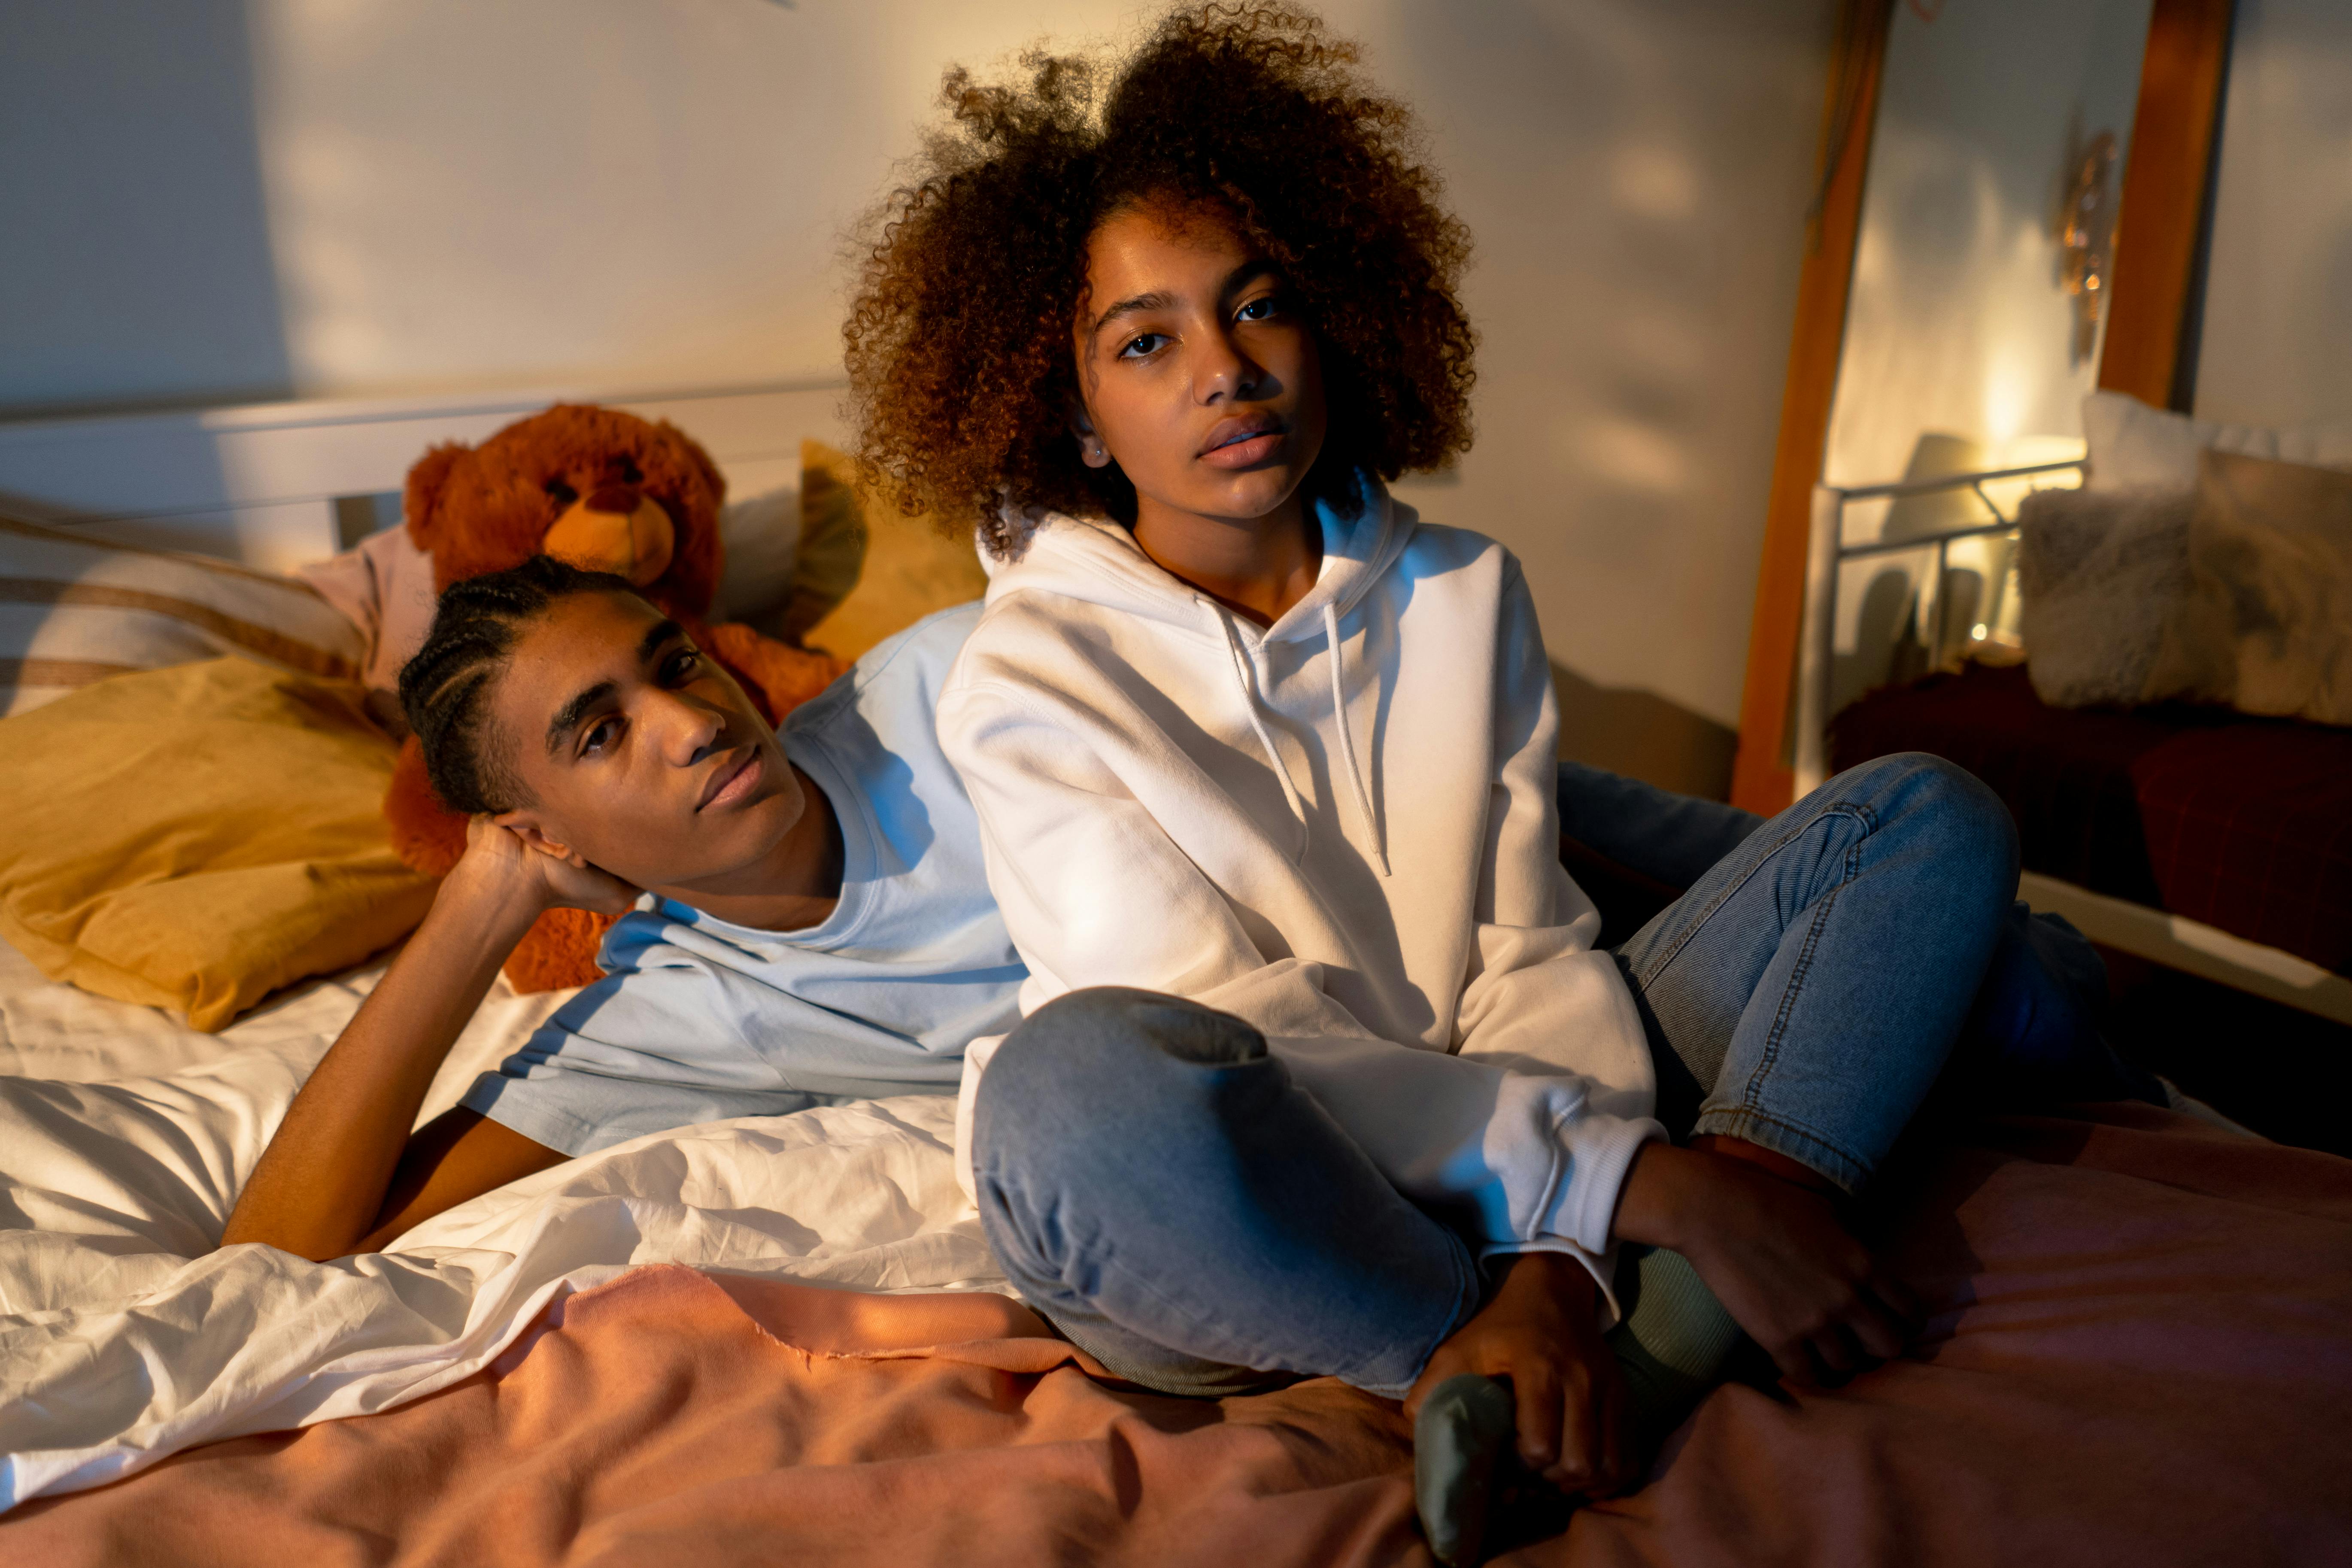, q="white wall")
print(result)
[1,0,1834,792]
[2194,0,2352,428]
